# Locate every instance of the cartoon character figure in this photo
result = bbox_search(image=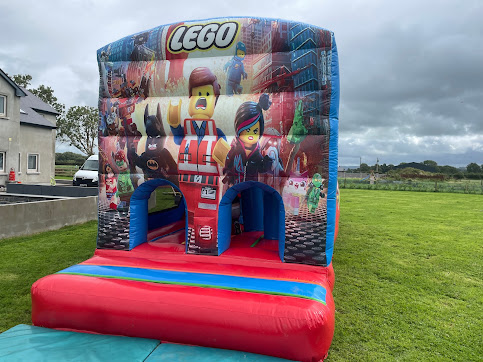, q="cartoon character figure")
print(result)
[282,159,308,216]
[223,41,247,95]
[112,149,134,212]
[104,163,118,209]
[285,100,309,174]
[131,31,155,62]
[306,173,325,213]
[260,128,285,191]
[167,67,230,253]
[223,94,273,185]
[98,45,112,96]
[112,99,142,186]
[129,104,178,185]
